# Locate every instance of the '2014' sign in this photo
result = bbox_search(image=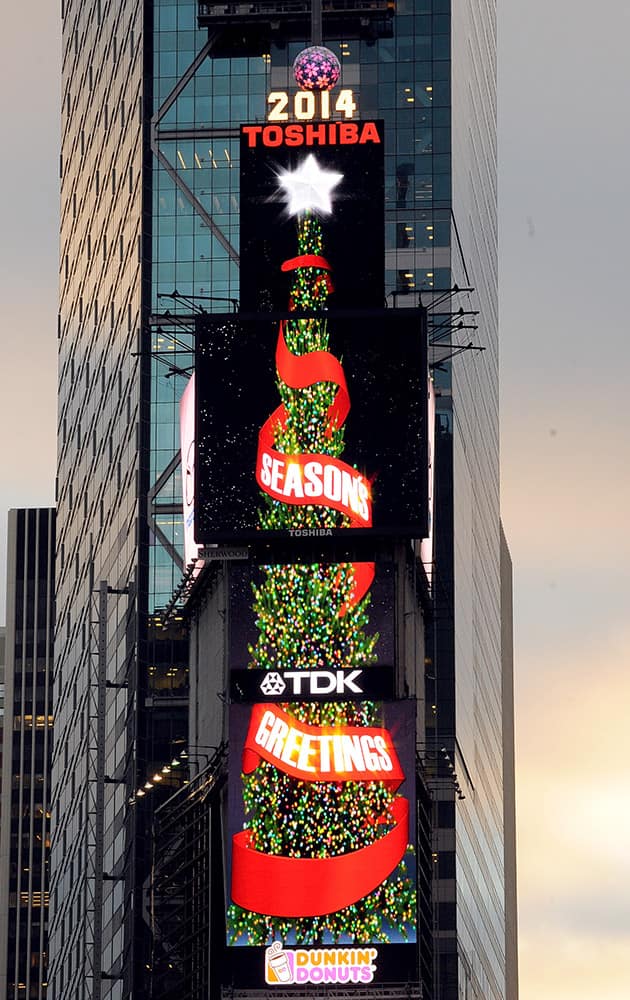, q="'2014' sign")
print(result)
[267,89,358,121]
